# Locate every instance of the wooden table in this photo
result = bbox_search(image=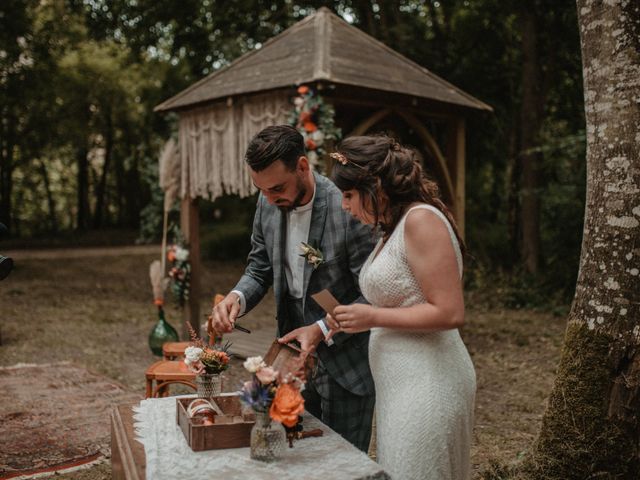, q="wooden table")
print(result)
[110,398,388,480]
[111,403,145,480]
